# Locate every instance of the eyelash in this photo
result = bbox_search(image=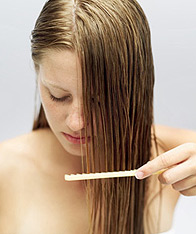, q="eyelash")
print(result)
[49,94,70,102]
[49,93,100,104]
